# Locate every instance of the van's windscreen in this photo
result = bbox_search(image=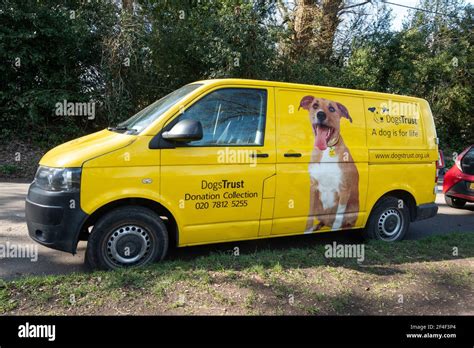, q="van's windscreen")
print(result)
[114,84,202,134]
